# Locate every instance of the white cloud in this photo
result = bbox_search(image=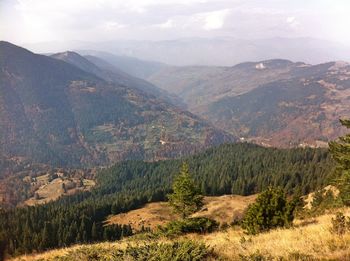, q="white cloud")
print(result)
[104,22,127,31]
[198,9,231,30]
[155,19,175,29]
[286,16,300,30]
[1,0,350,45]
[286,16,296,23]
